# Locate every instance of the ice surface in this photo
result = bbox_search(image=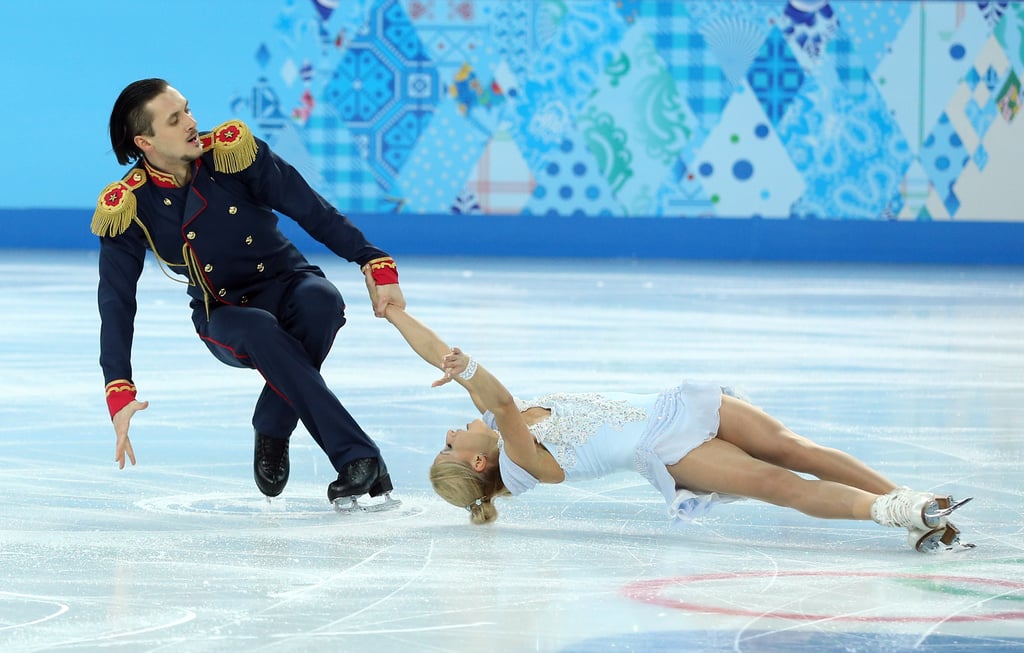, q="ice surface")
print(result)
[1,251,1022,652]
